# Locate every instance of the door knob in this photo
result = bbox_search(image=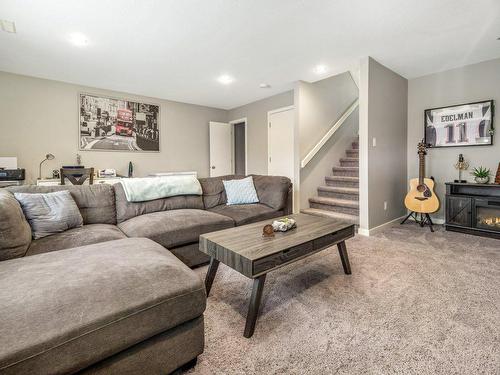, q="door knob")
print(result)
[211,166,216,169]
